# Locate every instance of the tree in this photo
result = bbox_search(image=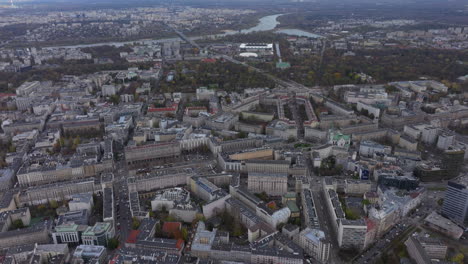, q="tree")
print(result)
[107,237,119,250]
[255,192,269,202]
[437,198,444,206]
[232,218,244,237]
[345,208,360,220]
[72,136,81,150]
[52,142,61,153]
[7,144,16,153]
[451,253,464,264]
[181,227,188,241]
[165,215,177,222]
[360,109,369,117]
[11,219,24,229]
[195,214,206,222]
[362,199,371,206]
[109,94,120,105]
[267,203,276,211]
[294,217,301,226]
[155,223,163,237]
[238,131,247,138]
[220,210,233,227]
[132,217,141,230]
[49,200,59,209]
